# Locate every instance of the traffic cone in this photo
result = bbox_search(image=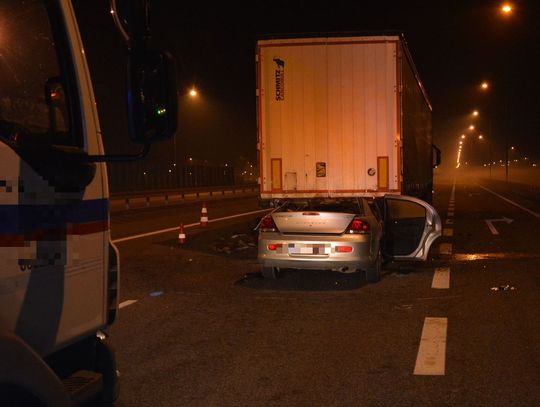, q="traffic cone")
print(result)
[200,202,209,227]
[178,223,186,245]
